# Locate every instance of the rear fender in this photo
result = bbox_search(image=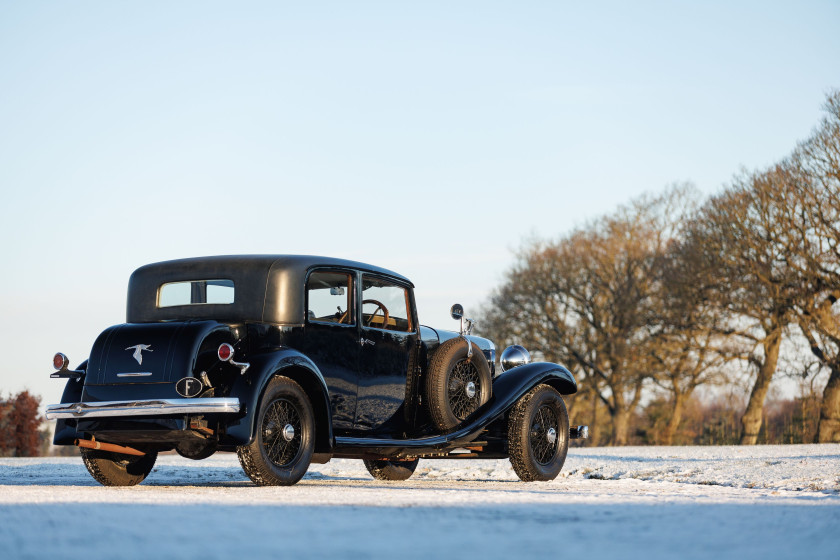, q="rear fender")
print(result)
[53,360,87,445]
[225,349,333,454]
